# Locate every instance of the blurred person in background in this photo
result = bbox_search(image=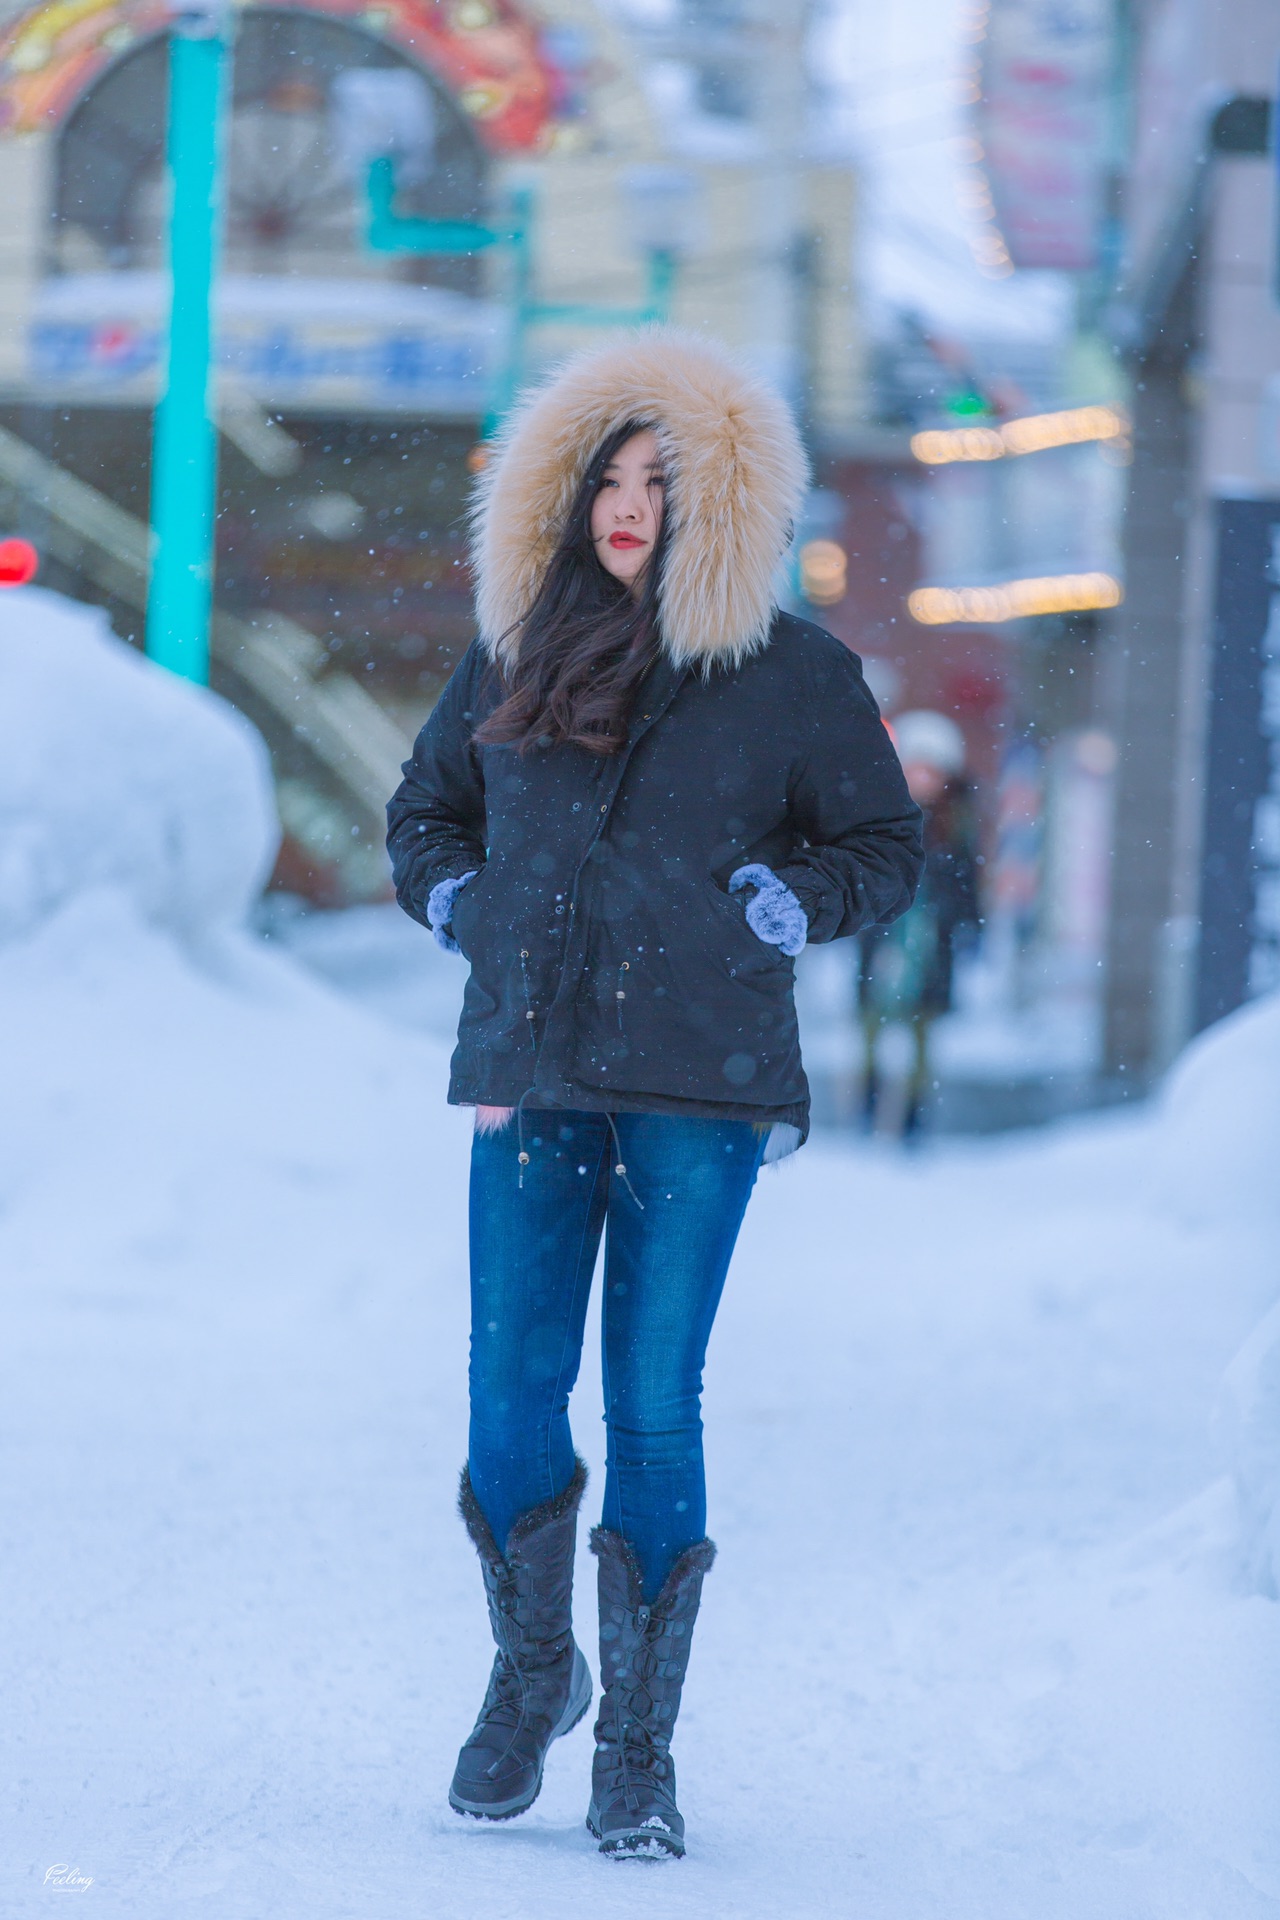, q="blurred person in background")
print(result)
[858,709,981,1141]
[387,332,922,1859]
